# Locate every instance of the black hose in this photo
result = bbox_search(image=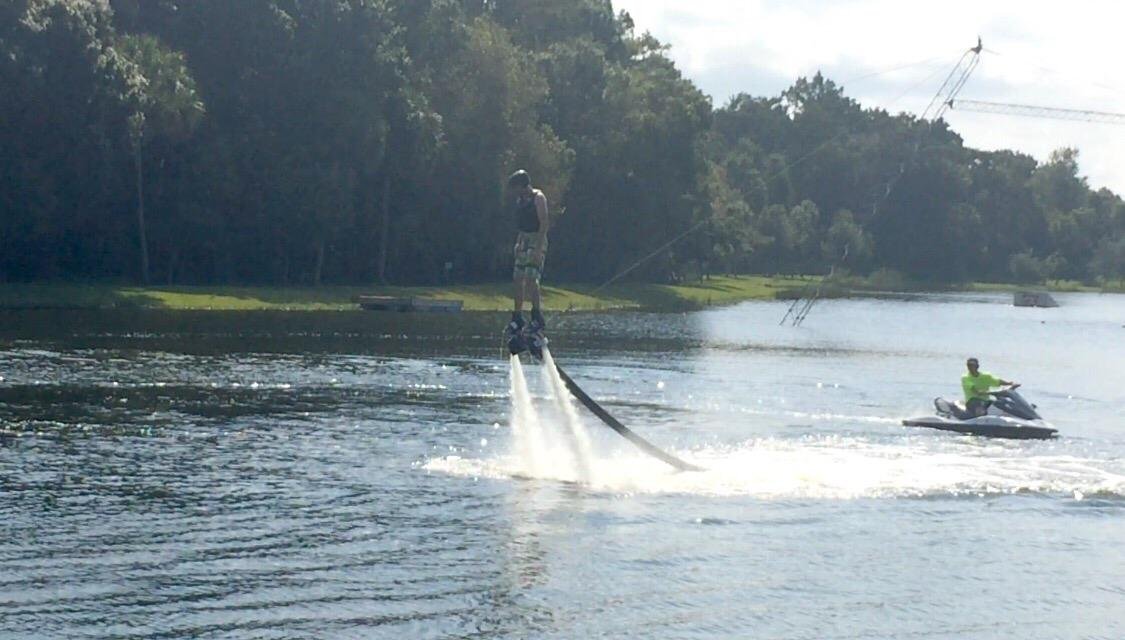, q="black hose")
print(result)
[553,364,704,472]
